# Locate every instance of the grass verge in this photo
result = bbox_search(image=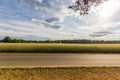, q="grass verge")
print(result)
[0,67,120,80]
